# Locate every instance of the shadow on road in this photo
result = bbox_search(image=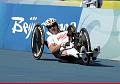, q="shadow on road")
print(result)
[86,62,114,67]
[40,58,114,67]
[40,58,59,61]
